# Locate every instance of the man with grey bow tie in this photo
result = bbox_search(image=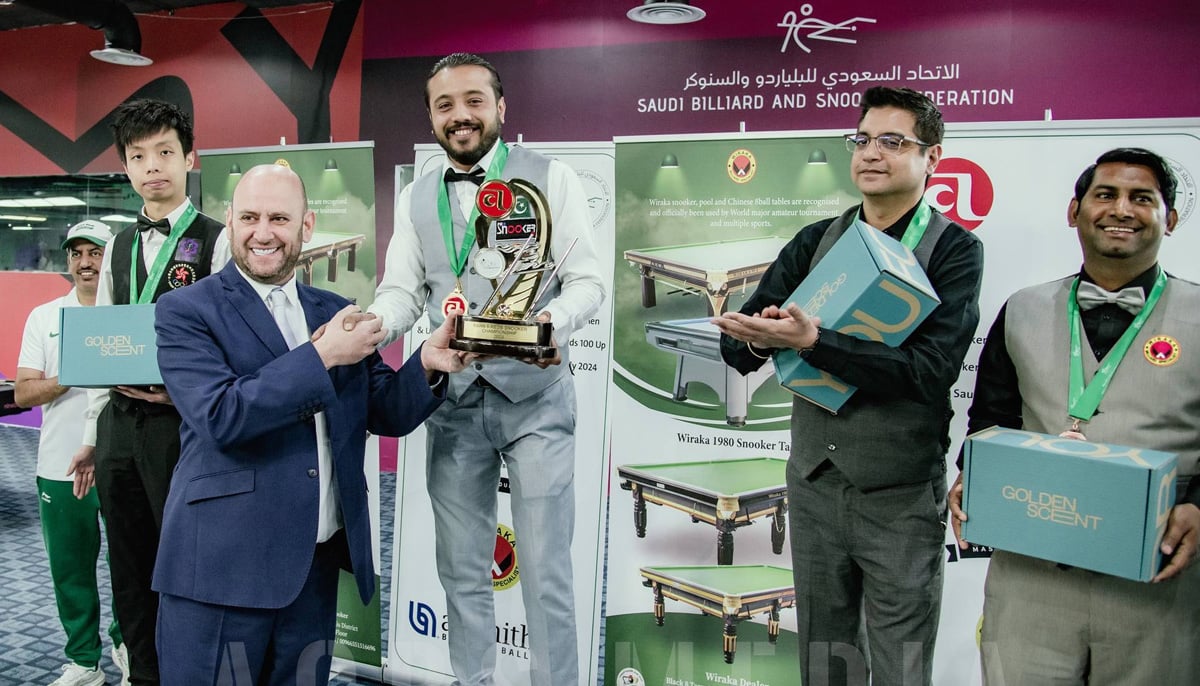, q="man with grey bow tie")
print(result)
[950,147,1200,684]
